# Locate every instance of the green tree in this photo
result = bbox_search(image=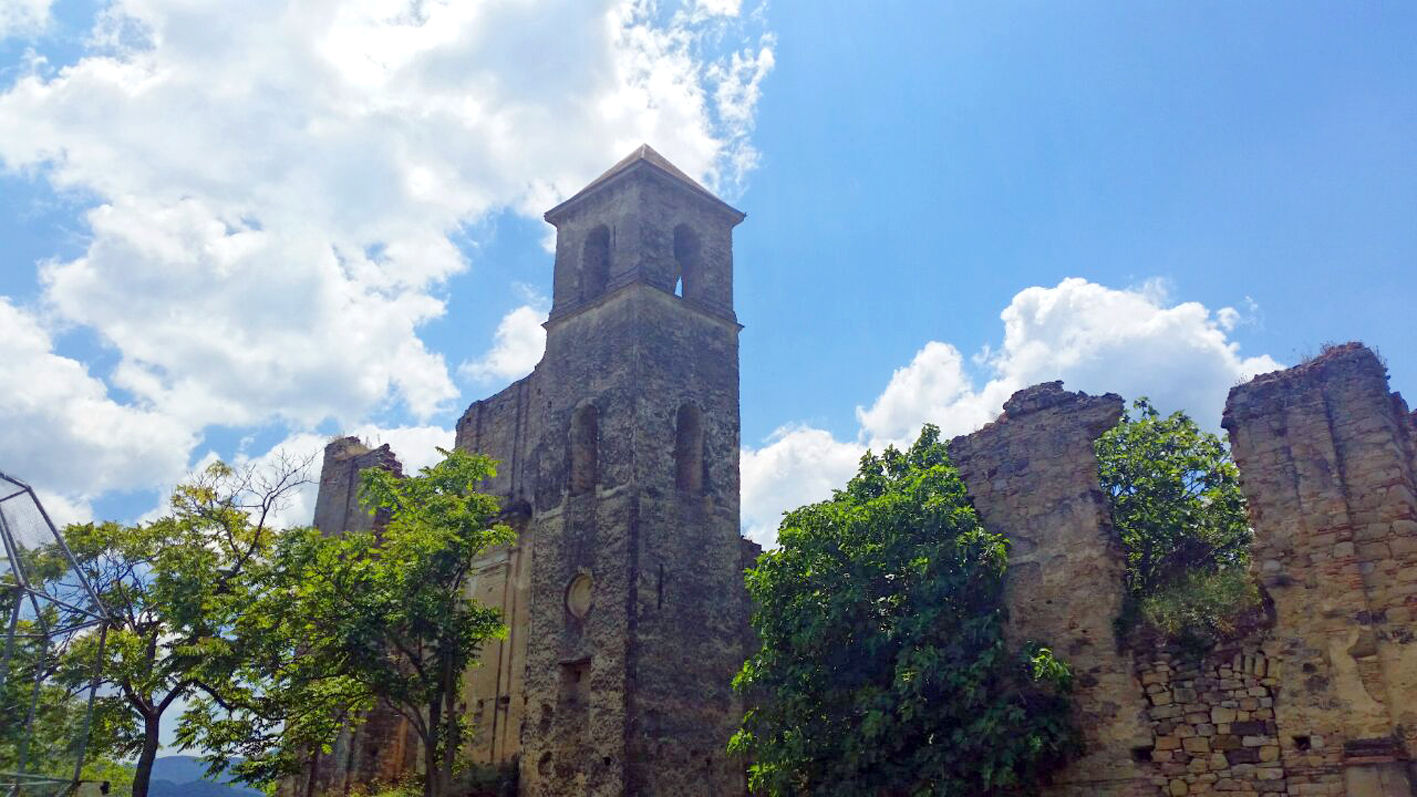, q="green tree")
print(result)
[730,425,1078,797]
[184,448,515,797]
[55,457,309,797]
[1095,398,1258,646]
